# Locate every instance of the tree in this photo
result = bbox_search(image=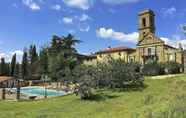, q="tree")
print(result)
[29,45,38,65]
[14,63,21,79]
[48,34,80,81]
[72,59,144,100]
[5,63,10,76]
[28,45,40,80]
[21,51,29,80]
[10,54,16,76]
[0,58,6,76]
[39,47,49,75]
